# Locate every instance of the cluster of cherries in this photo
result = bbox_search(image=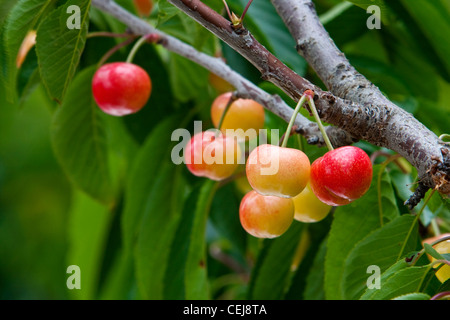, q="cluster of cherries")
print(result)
[184,90,373,239]
[90,60,373,239]
[90,3,449,282]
